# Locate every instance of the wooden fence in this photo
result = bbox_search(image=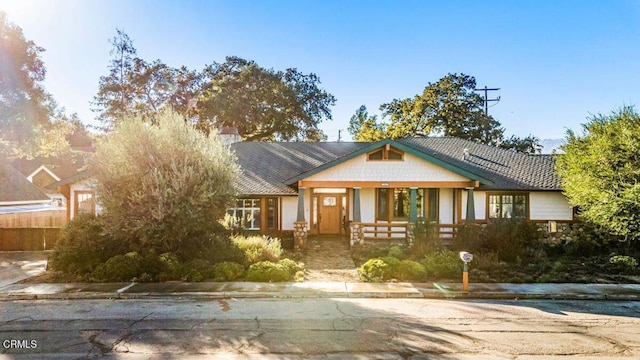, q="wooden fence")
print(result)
[0,228,61,251]
[0,210,67,228]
